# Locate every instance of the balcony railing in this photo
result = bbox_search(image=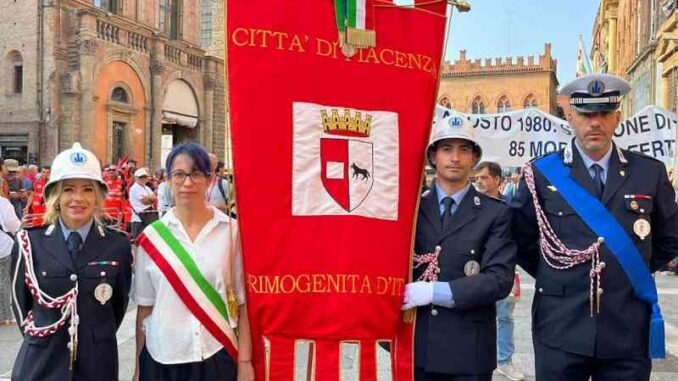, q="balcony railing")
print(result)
[90,12,208,72]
